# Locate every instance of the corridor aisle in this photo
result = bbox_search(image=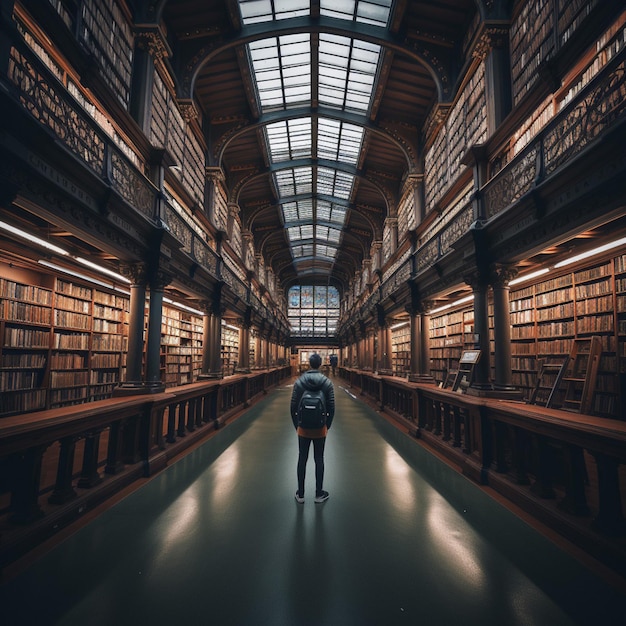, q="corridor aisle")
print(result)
[1,382,625,625]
